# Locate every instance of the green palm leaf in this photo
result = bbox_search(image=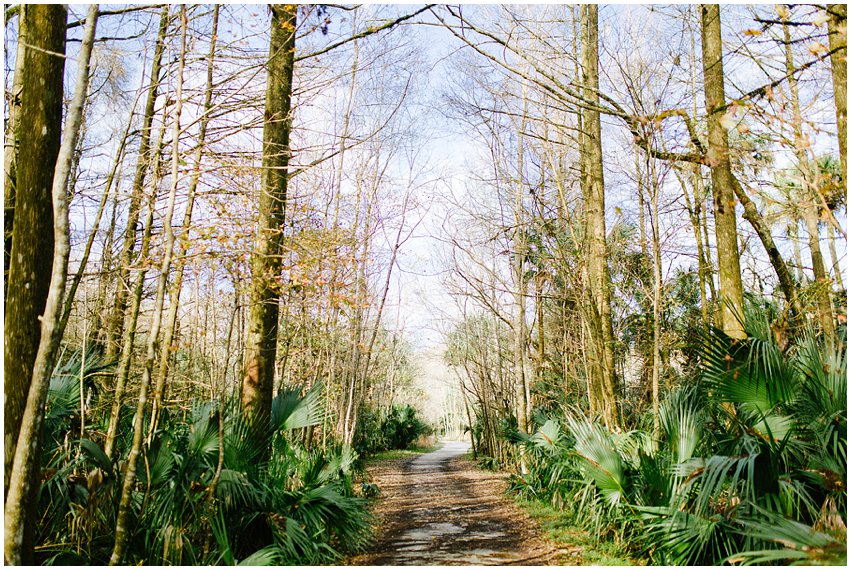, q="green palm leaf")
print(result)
[271,382,325,432]
[567,415,628,507]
